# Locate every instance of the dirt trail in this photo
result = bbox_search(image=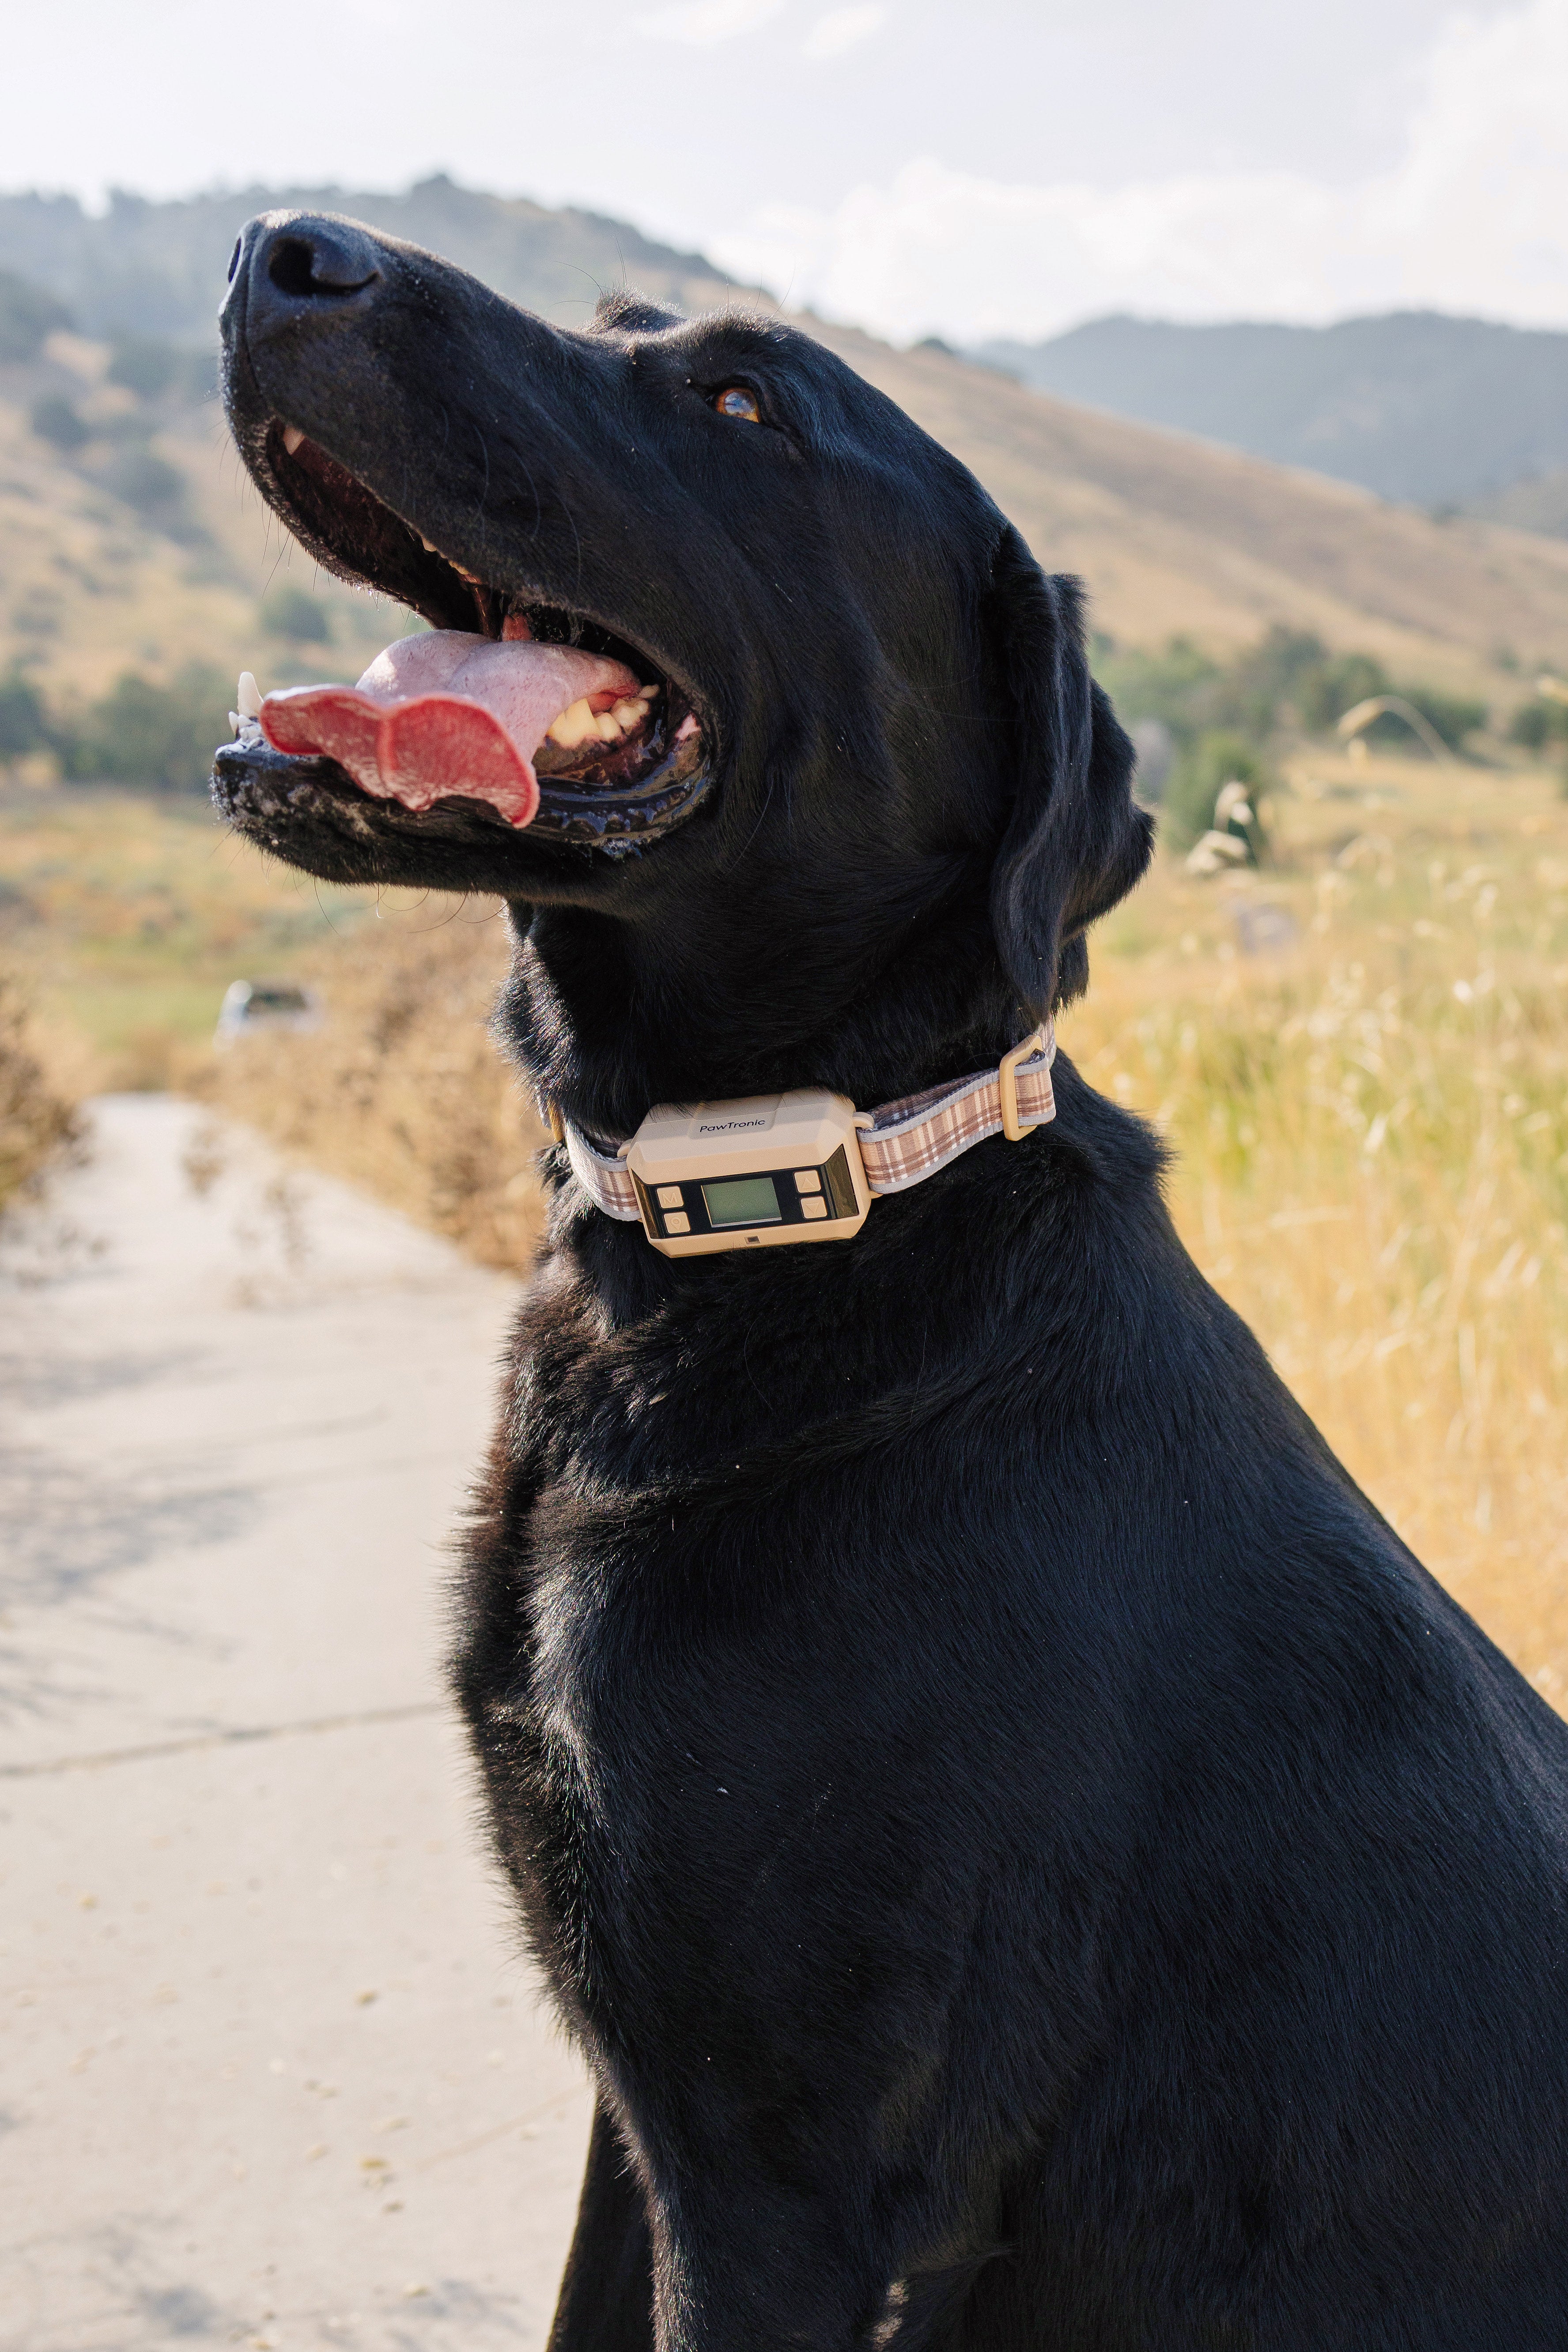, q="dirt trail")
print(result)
[0,1096,589,2352]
